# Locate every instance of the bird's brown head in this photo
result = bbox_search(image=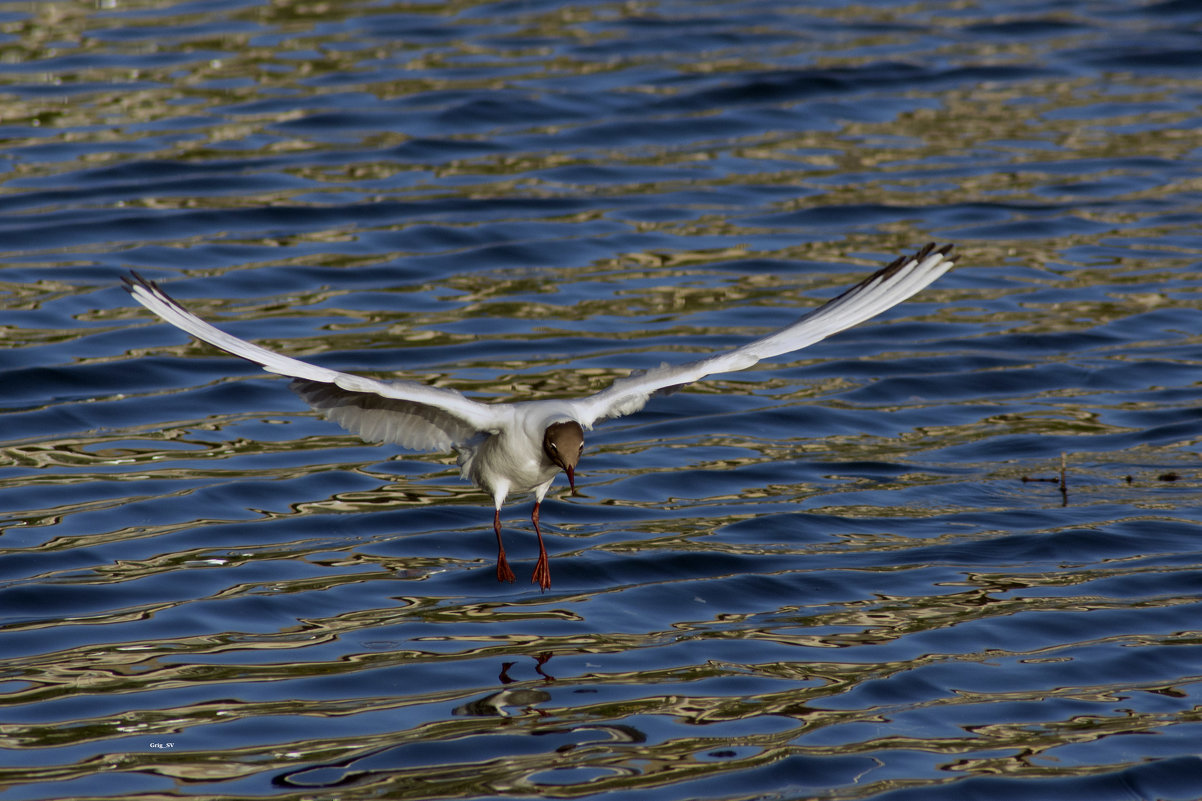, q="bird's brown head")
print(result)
[543,420,584,490]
